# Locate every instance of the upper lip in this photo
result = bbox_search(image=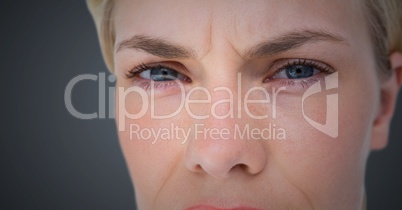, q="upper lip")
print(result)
[185,205,261,210]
